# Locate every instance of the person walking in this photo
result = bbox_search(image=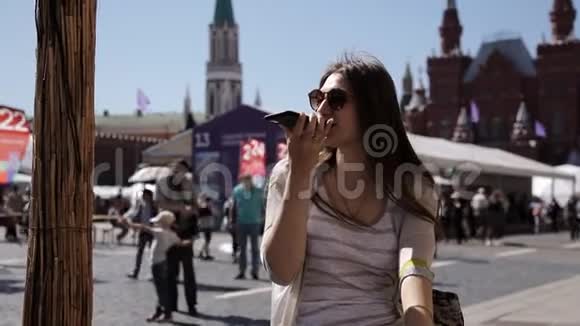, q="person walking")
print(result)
[232,174,264,280]
[125,189,158,279]
[471,187,489,243]
[156,159,199,316]
[547,197,562,233]
[486,190,506,246]
[108,195,130,244]
[530,199,544,234]
[261,54,438,325]
[3,186,23,241]
[451,192,467,245]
